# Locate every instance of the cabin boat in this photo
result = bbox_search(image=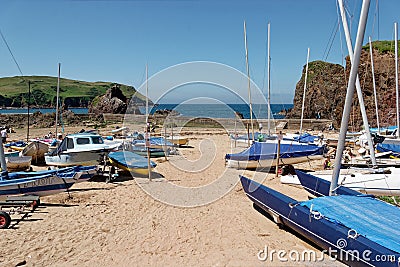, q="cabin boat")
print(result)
[45,132,120,167]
